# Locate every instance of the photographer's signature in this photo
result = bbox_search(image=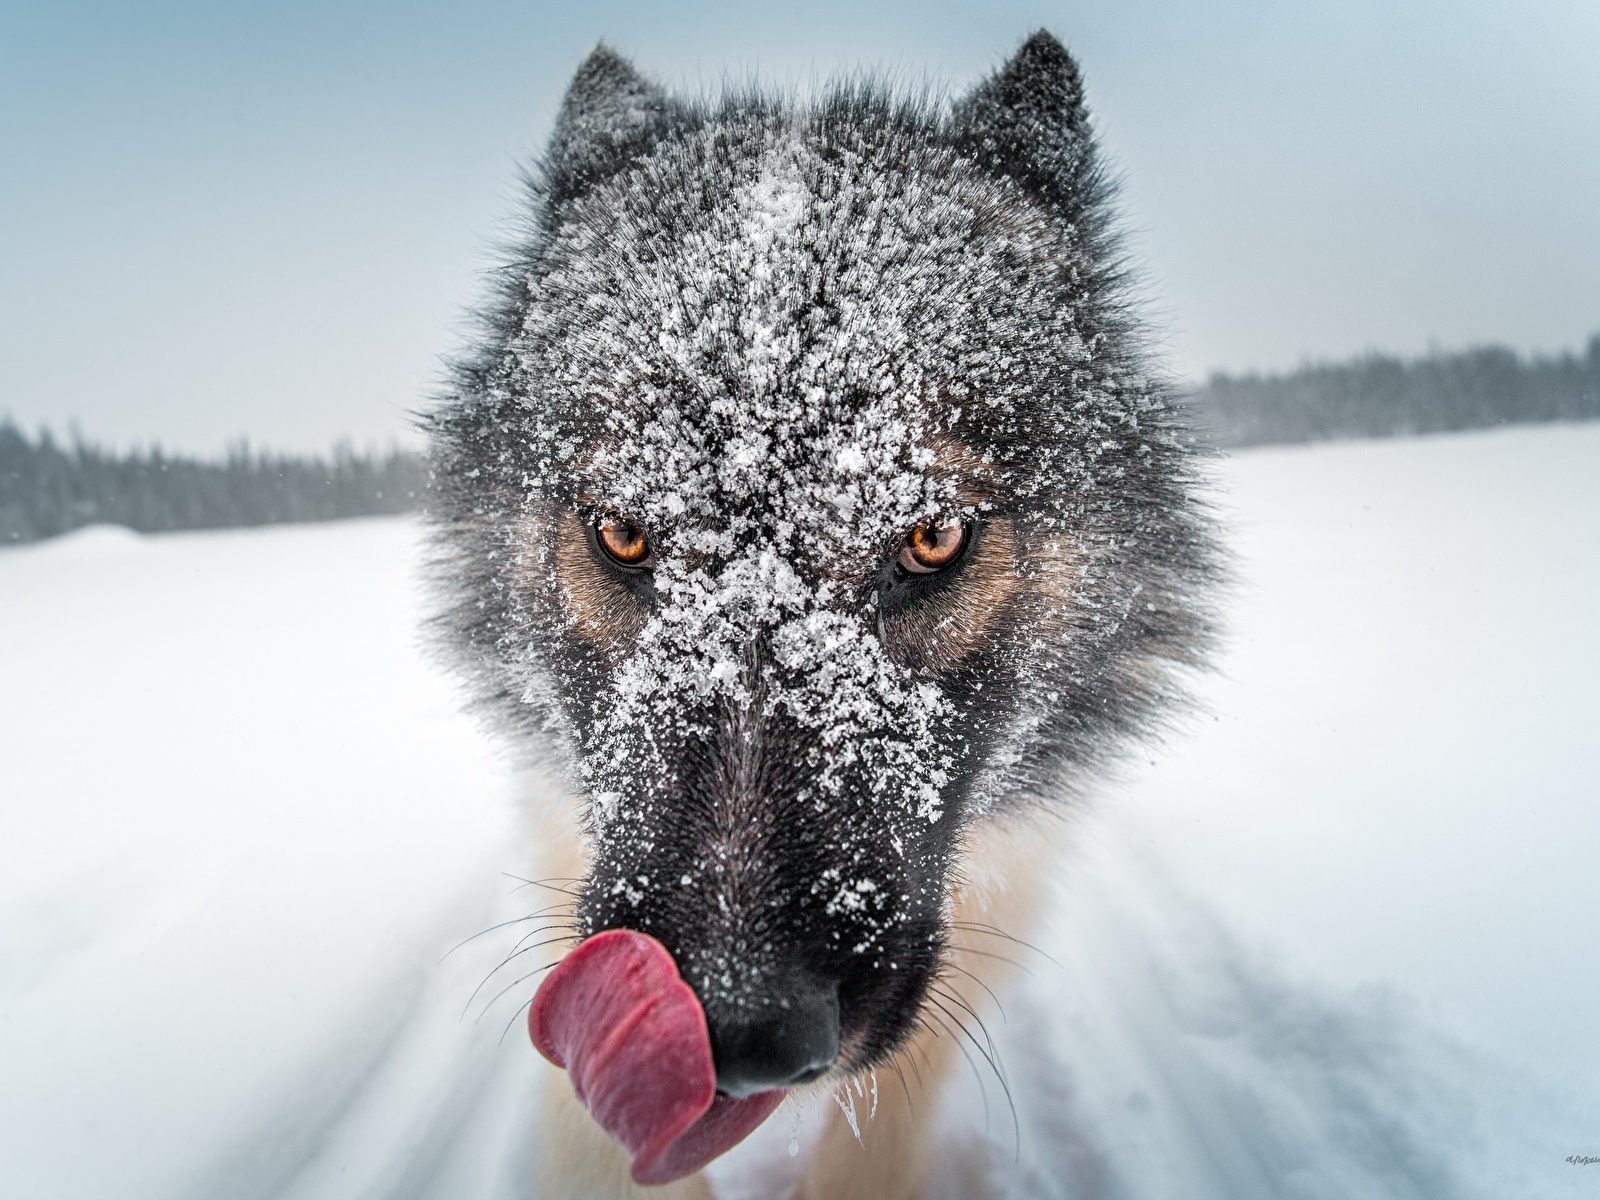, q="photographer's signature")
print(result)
[1569,1155,1600,1165]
